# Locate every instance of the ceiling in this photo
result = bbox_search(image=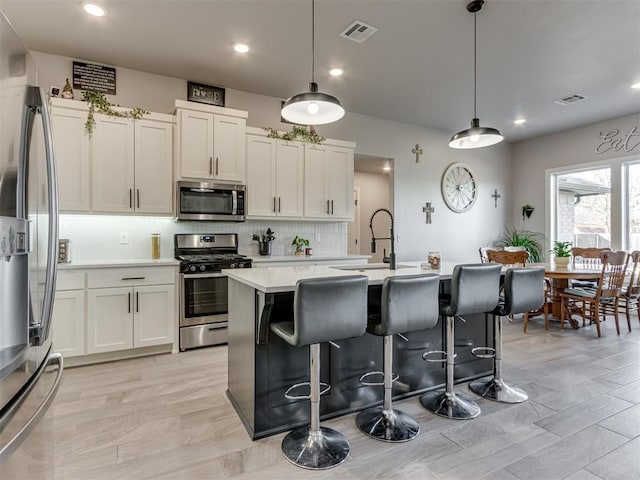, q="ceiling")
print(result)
[2,0,639,143]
